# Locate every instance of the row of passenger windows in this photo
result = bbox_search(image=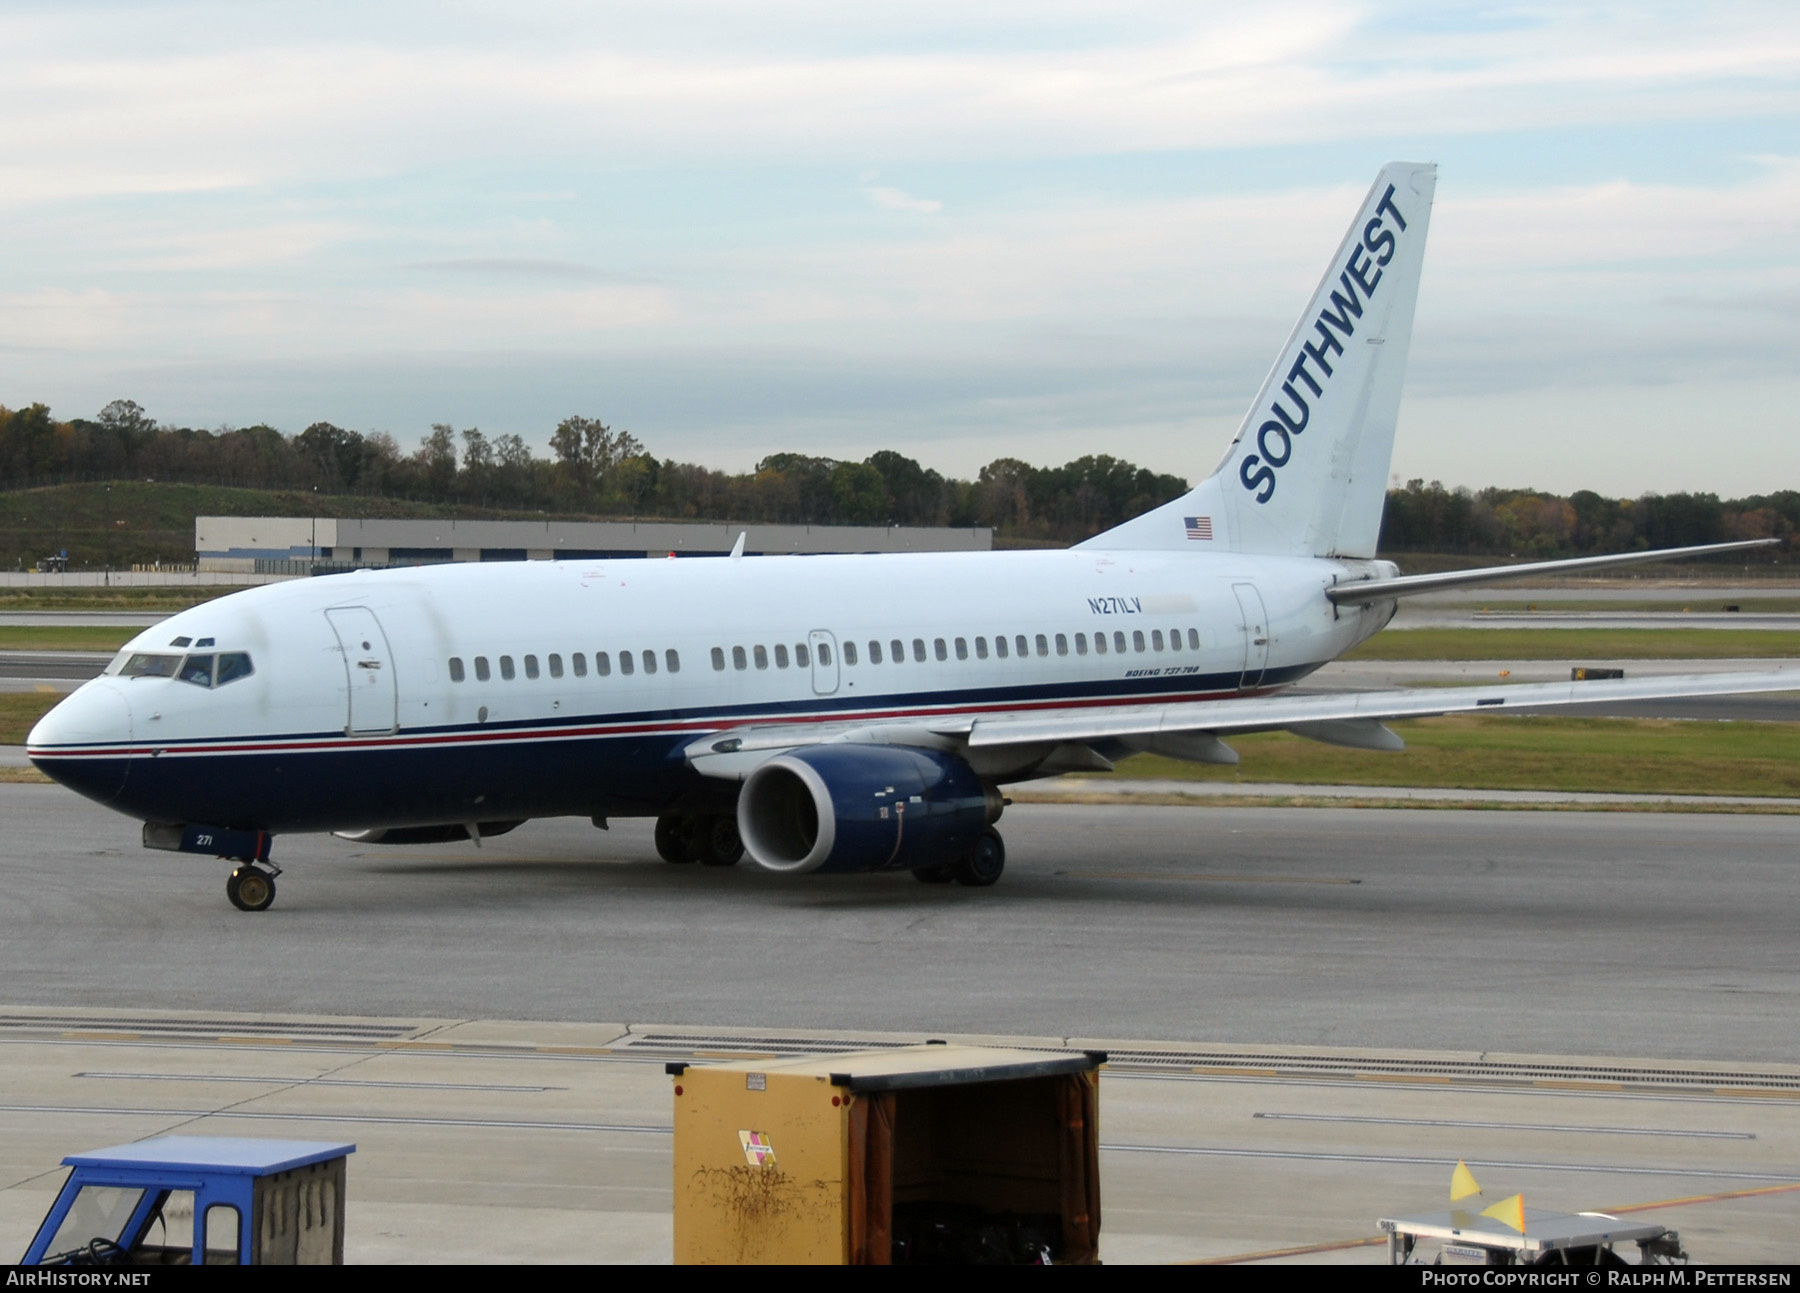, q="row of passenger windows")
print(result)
[713,628,1201,670]
[448,650,678,683]
[446,627,1202,684]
